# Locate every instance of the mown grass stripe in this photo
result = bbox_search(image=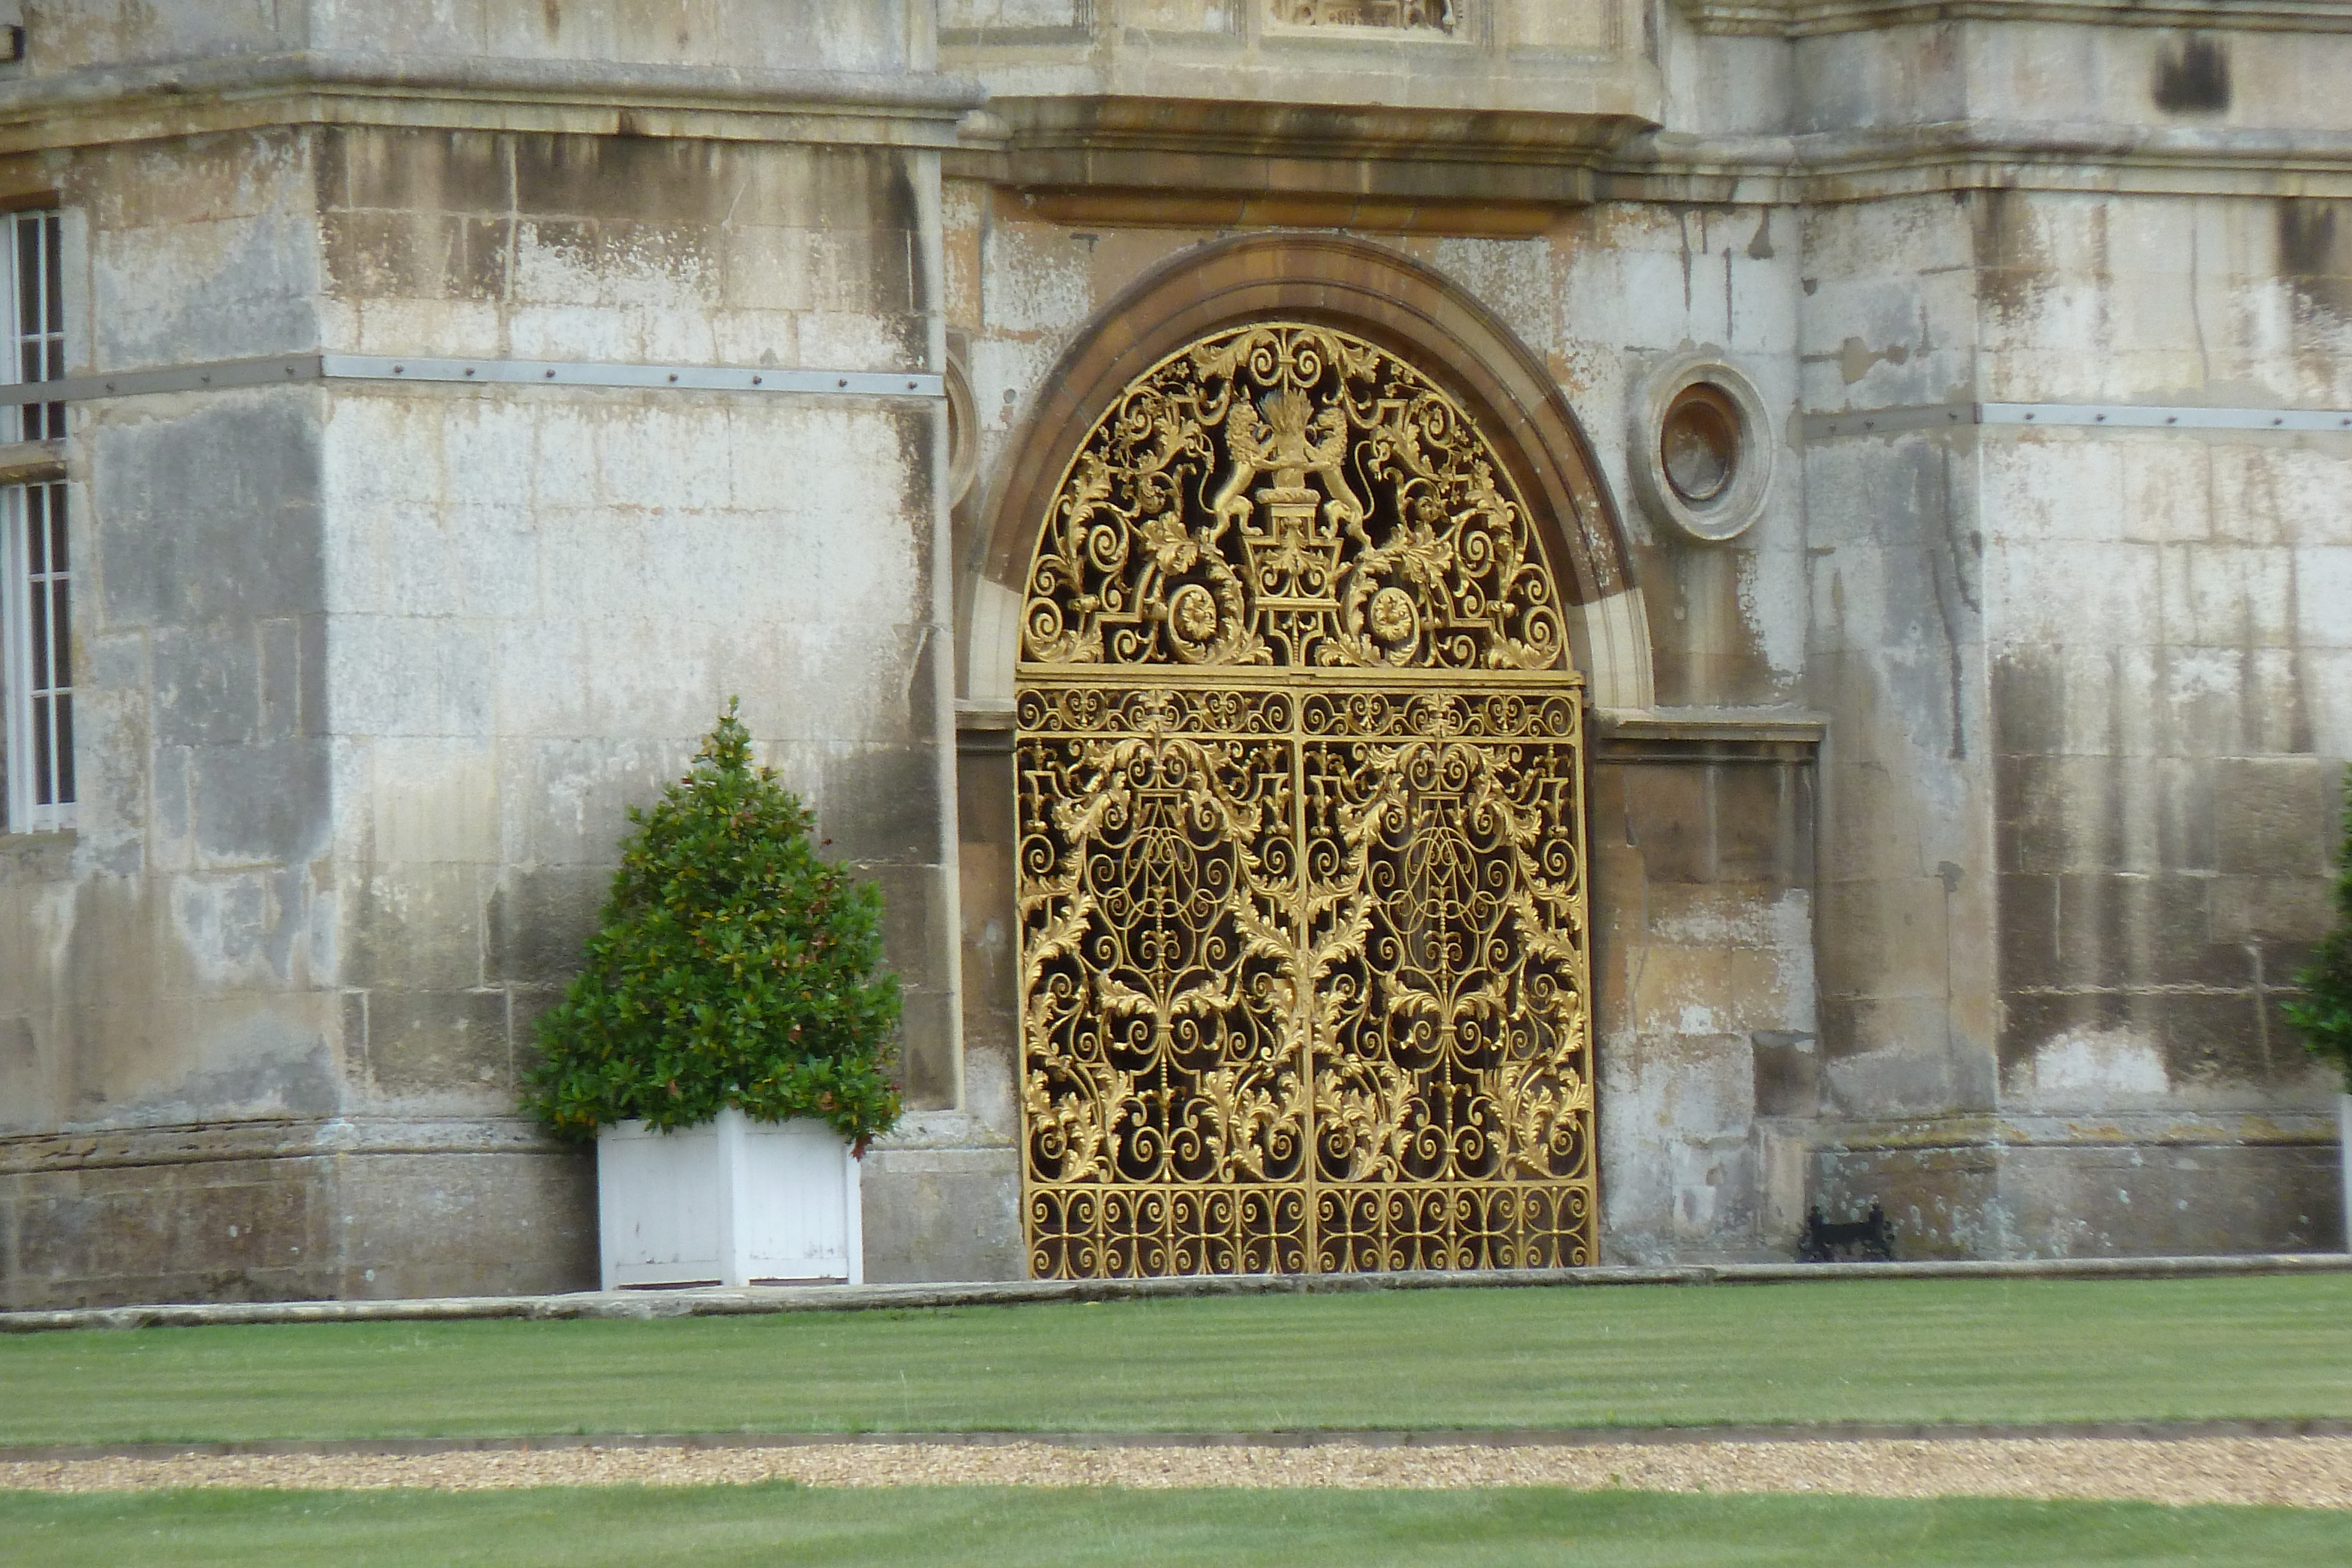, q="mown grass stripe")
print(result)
[4,1275,2350,1447]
